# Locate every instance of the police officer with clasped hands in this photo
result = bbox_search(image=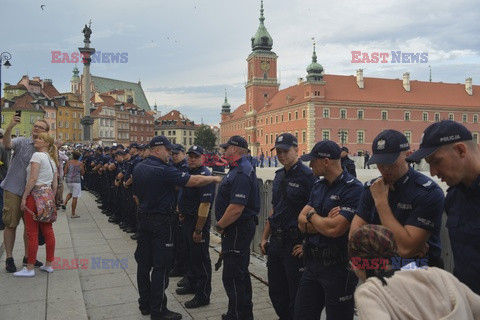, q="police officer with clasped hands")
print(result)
[295,140,362,320]
[133,136,221,320]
